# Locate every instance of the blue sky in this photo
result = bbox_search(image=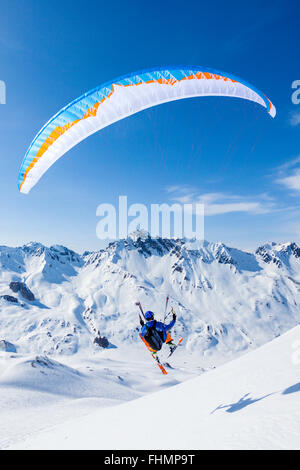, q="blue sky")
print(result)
[0,0,299,252]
